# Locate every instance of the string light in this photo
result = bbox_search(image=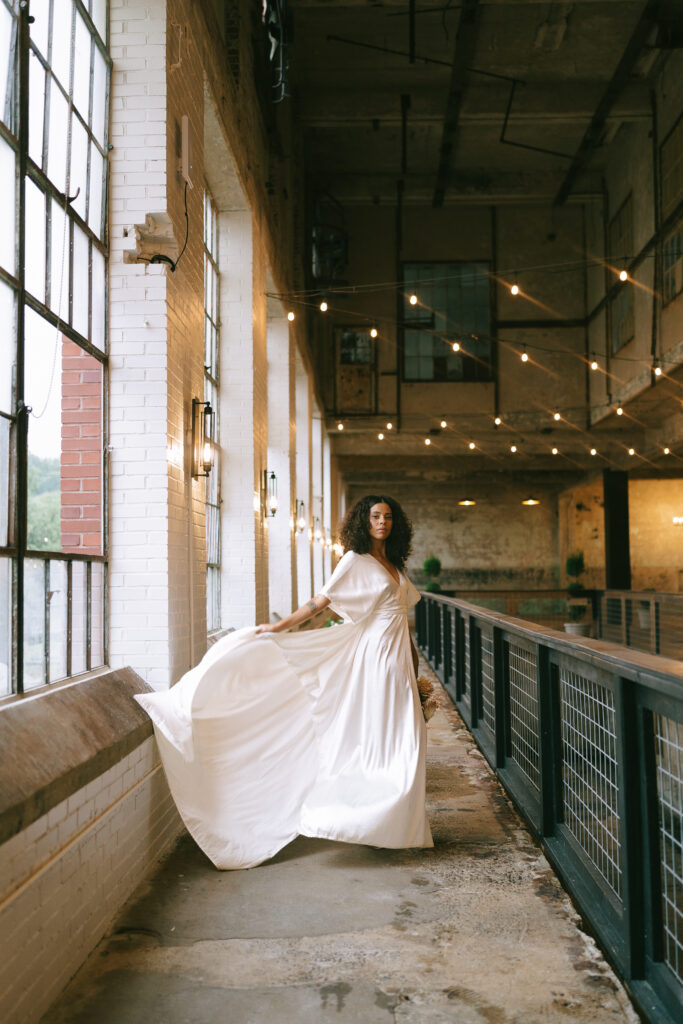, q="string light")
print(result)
[424,438,431,446]
[511,283,520,296]
[551,447,559,455]
[409,294,418,305]
[521,350,529,363]
[510,444,517,453]
[653,362,662,377]
[494,416,502,426]
[319,300,328,312]
[590,448,597,456]
[590,356,599,370]
[616,406,624,416]
[452,341,460,352]
[337,422,344,431]
[468,442,476,450]
[553,412,561,421]
[378,432,384,440]
[664,447,671,455]
[440,418,447,428]
[287,311,295,322]
[628,447,636,456]
[386,422,393,430]
[619,270,628,282]
[370,327,378,338]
